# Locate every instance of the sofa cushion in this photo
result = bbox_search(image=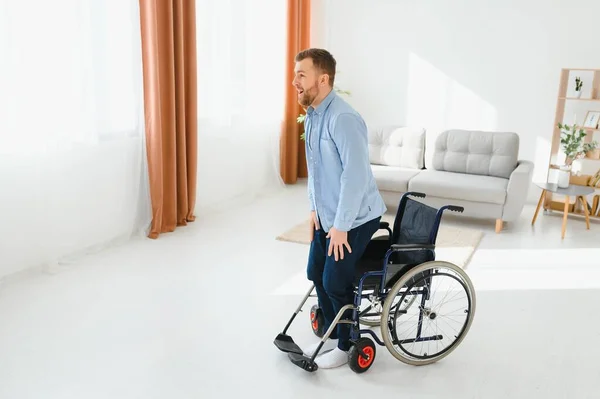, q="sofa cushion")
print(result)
[408,170,508,205]
[432,130,519,179]
[371,165,421,193]
[369,126,425,169]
